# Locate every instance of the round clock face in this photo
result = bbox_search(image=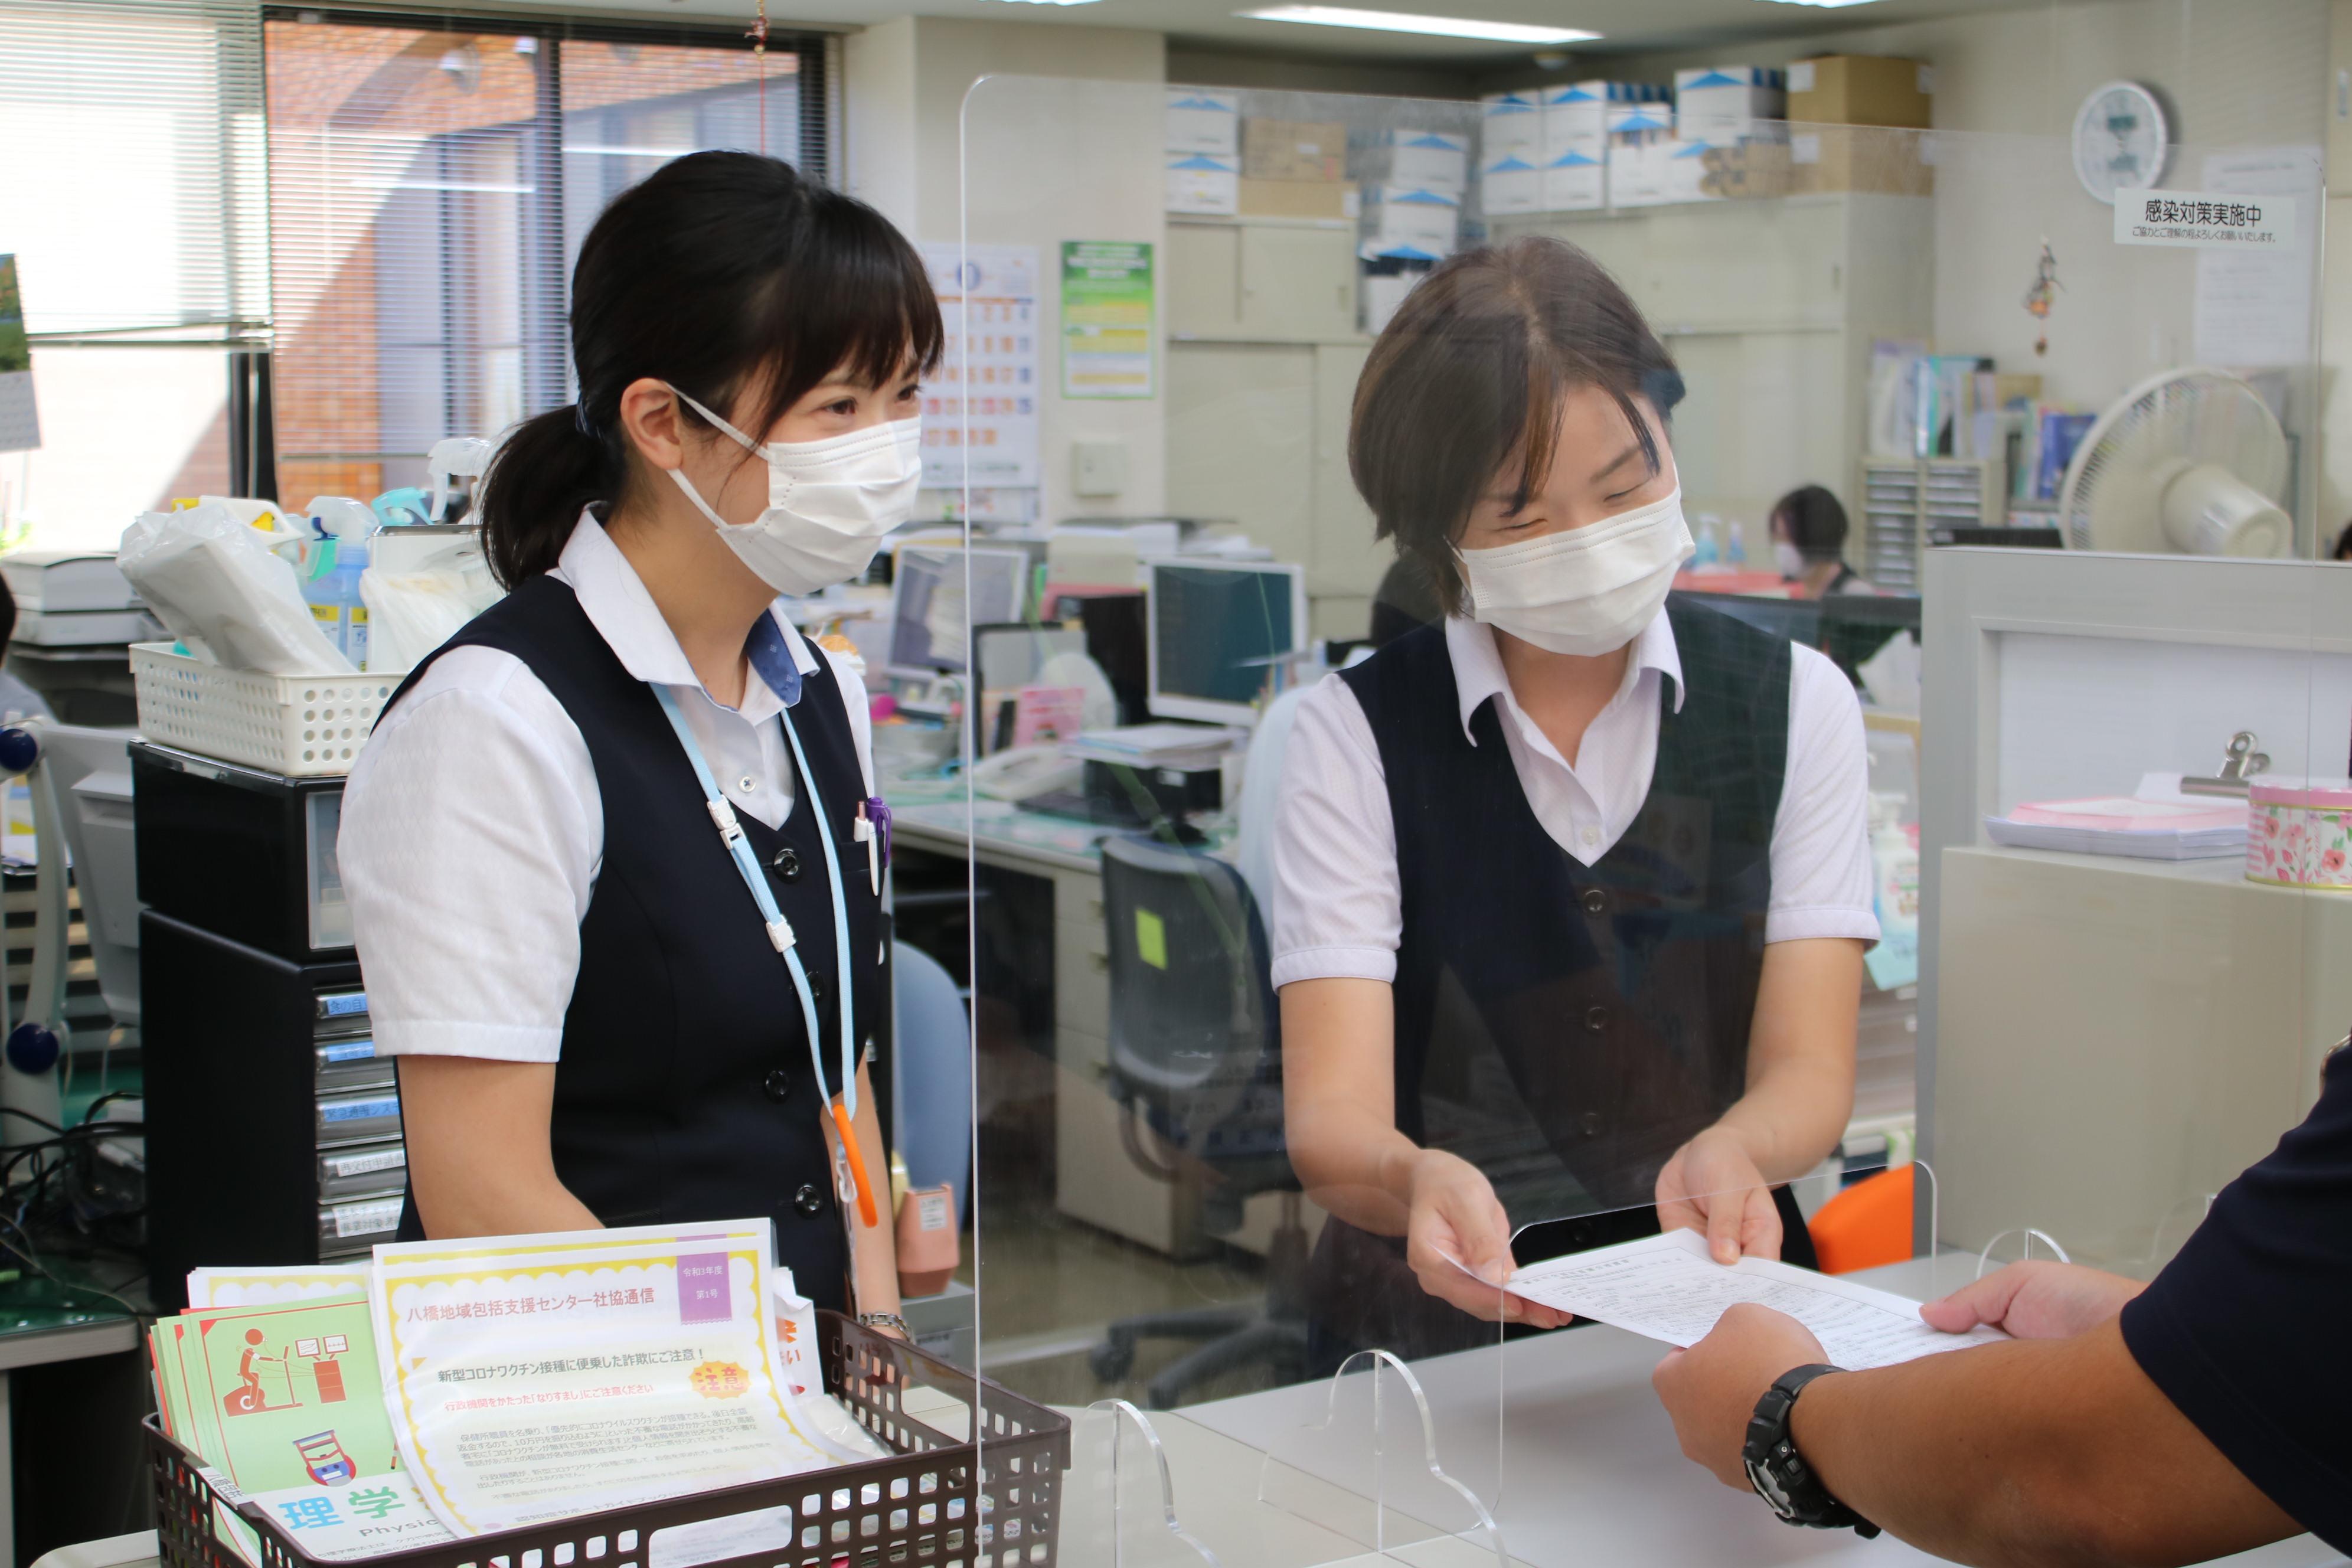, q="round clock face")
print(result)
[2073,80,2169,202]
